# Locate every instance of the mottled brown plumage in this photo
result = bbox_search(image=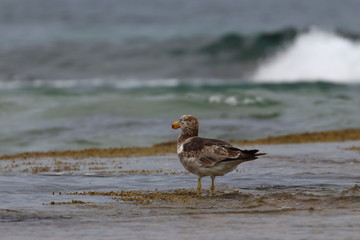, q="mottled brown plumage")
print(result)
[172,115,265,195]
